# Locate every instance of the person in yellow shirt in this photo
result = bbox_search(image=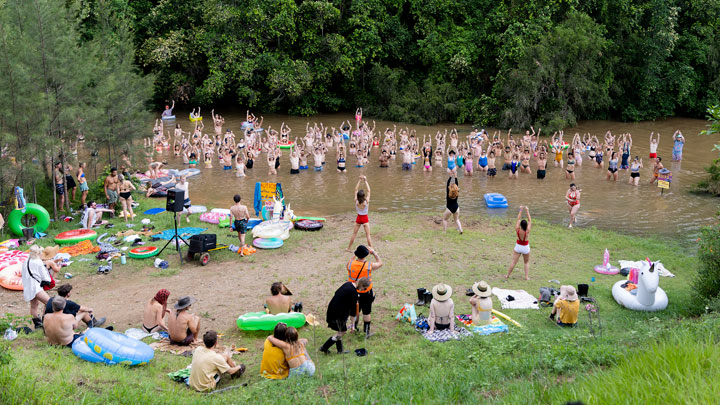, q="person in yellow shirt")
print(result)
[188,331,245,392]
[260,323,289,379]
[550,285,579,327]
